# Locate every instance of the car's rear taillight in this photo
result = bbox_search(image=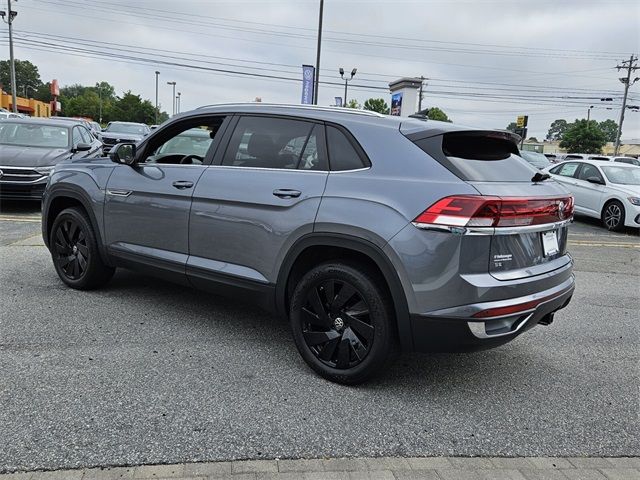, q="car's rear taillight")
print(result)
[413,195,574,228]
